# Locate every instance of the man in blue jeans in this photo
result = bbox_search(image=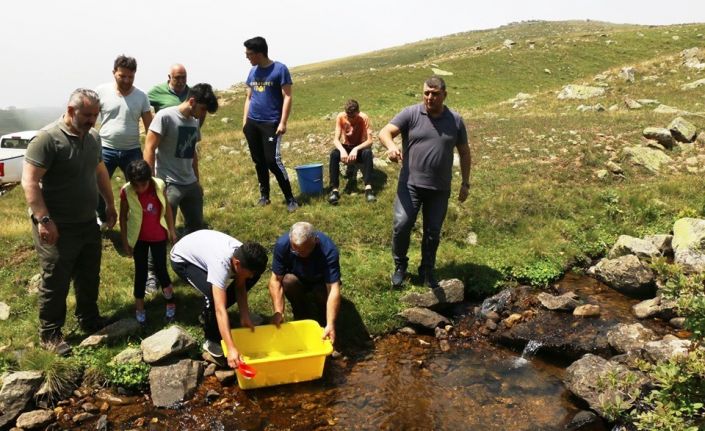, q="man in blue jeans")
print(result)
[378,76,472,289]
[95,55,153,225]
